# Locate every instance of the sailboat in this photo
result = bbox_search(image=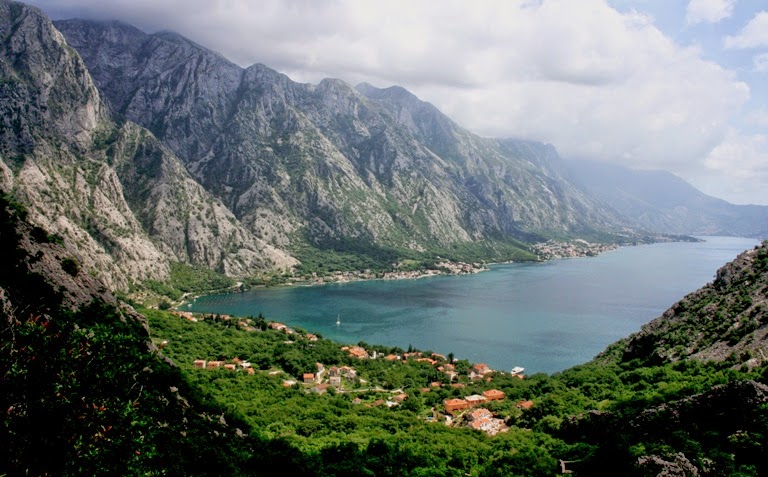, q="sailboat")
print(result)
[336,314,341,326]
